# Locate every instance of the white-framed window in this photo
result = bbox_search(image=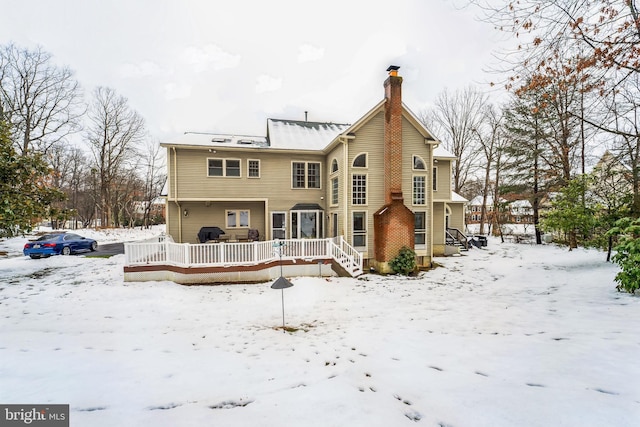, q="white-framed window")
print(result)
[352,153,367,168]
[248,159,260,178]
[226,210,250,228]
[307,162,320,188]
[432,166,438,191]
[352,174,367,205]
[352,211,367,248]
[208,158,241,177]
[414,211,426,246]
[331,158,339,173]
[292,161,321,189]
[331,177,339,206]
[413,175,426,205]
[413,155,426,170]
